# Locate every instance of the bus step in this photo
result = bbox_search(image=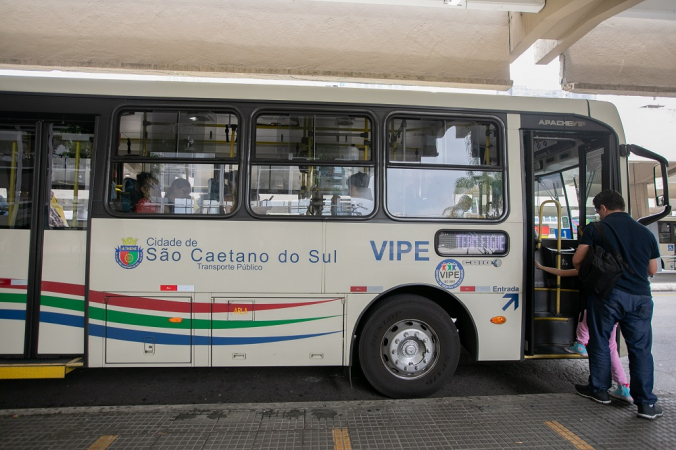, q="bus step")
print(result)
[534,315,576,346]
[529,343,587,358]
[0,357,83,380]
